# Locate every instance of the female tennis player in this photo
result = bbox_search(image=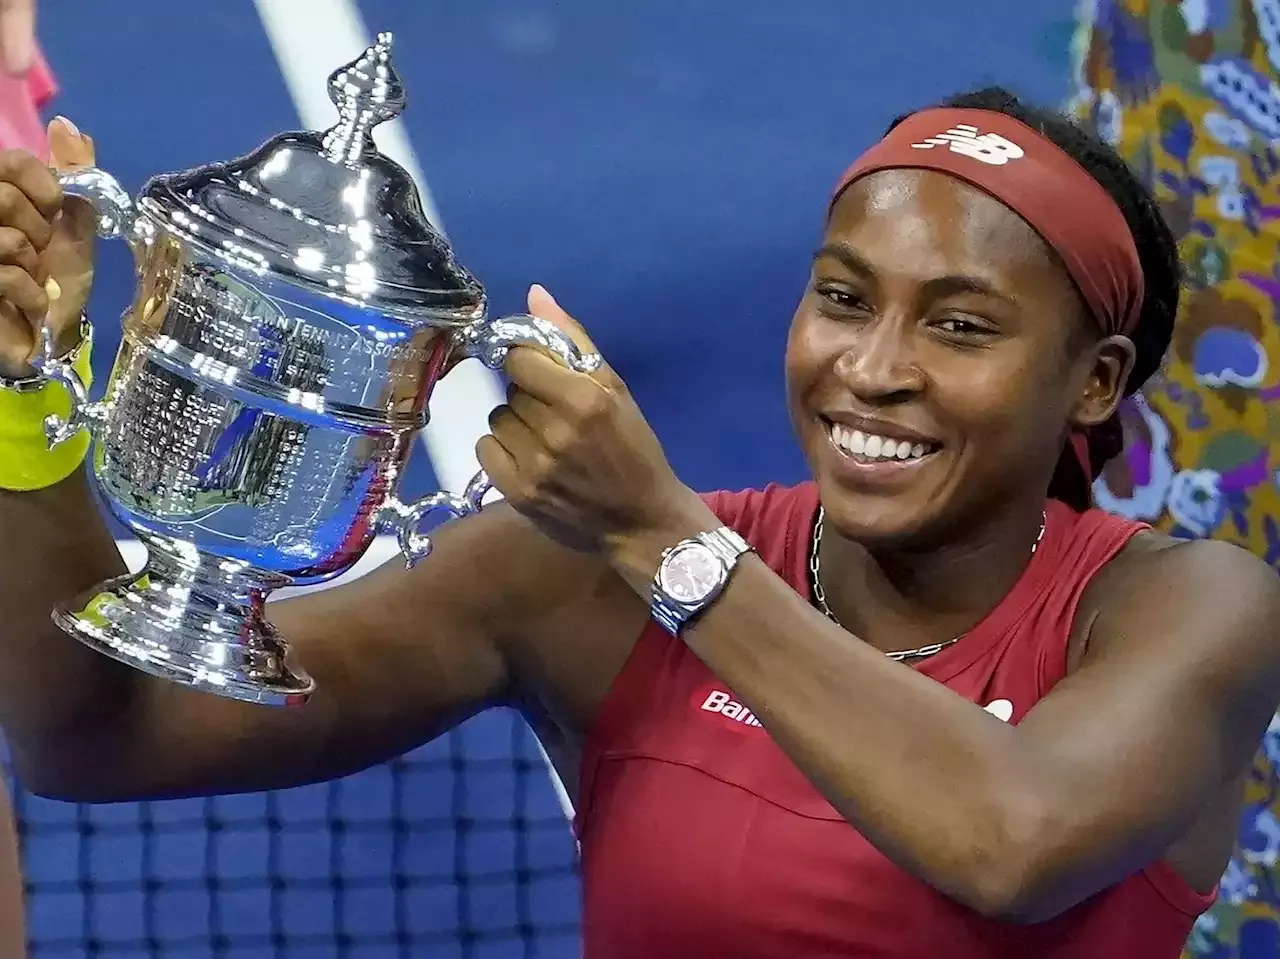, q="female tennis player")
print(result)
[0,90,1276,957]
